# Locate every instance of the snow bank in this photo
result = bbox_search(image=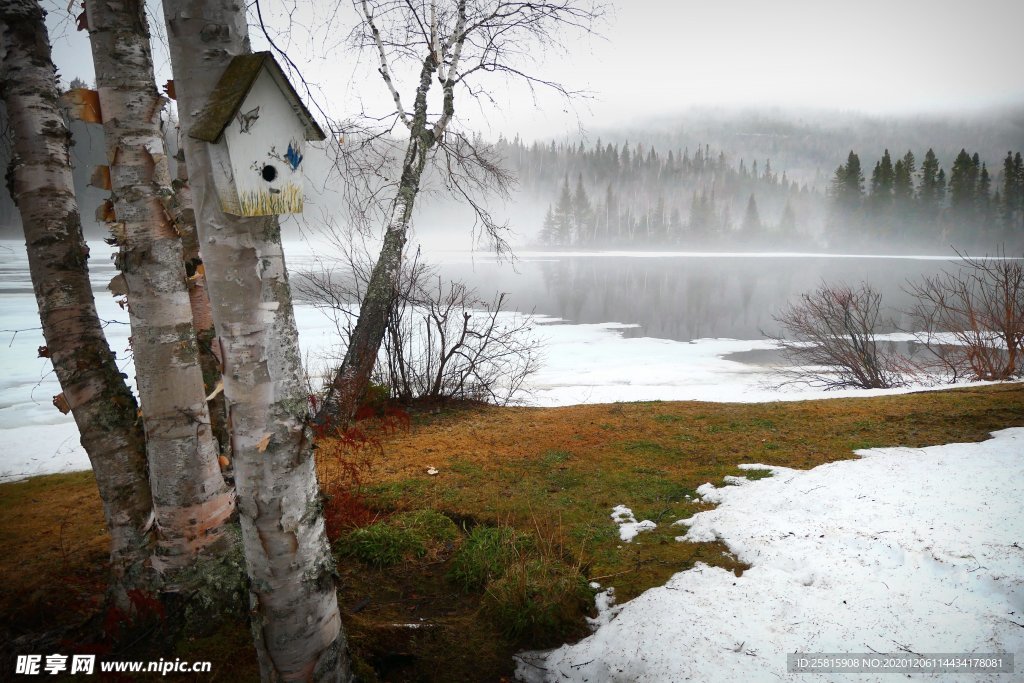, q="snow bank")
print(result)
[517,428,1024,683]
